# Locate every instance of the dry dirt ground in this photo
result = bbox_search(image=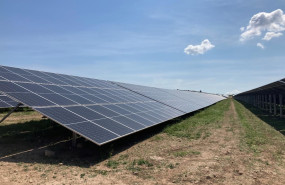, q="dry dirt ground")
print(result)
[0,99,285,185]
